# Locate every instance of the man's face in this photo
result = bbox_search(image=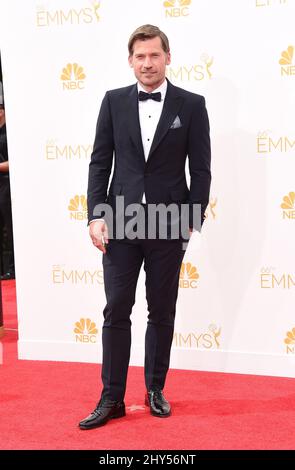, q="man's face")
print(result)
[128,36,171,92]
